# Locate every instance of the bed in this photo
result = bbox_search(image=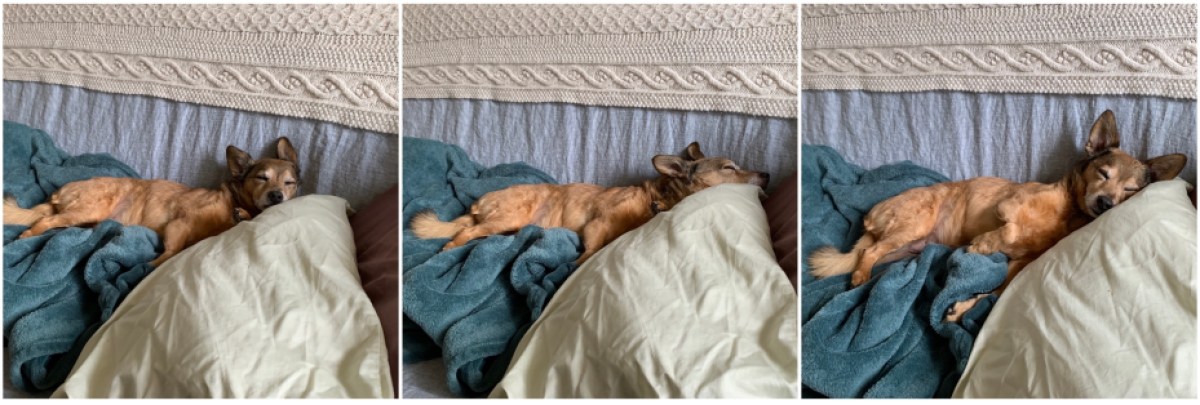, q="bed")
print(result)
[800,4,1196,398]
[3,5,398,398]
[401,4,798,398]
